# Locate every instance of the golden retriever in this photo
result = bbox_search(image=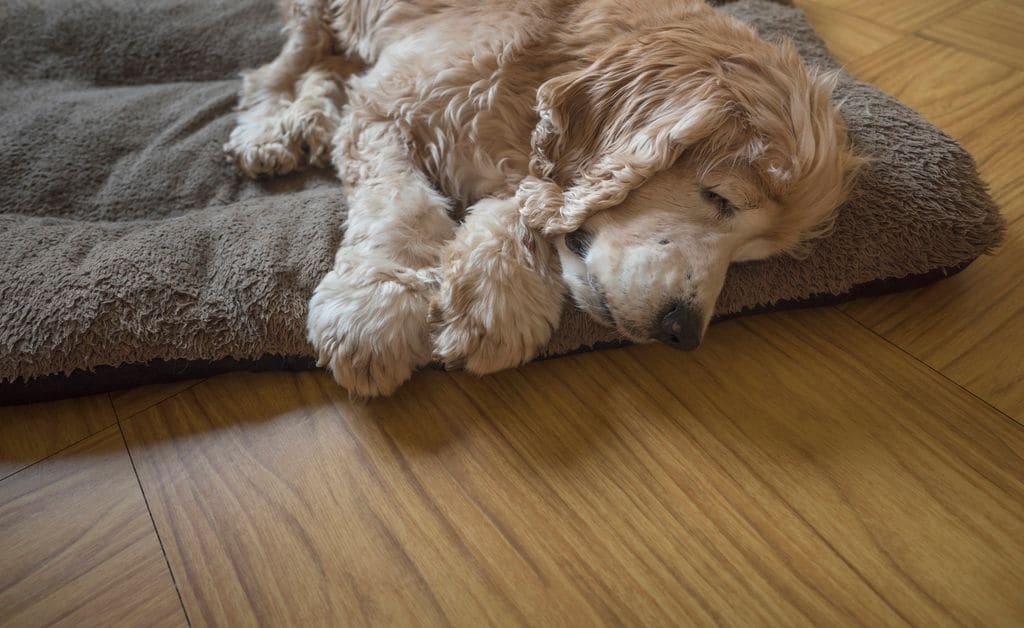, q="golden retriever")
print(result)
[225,0,860,396]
